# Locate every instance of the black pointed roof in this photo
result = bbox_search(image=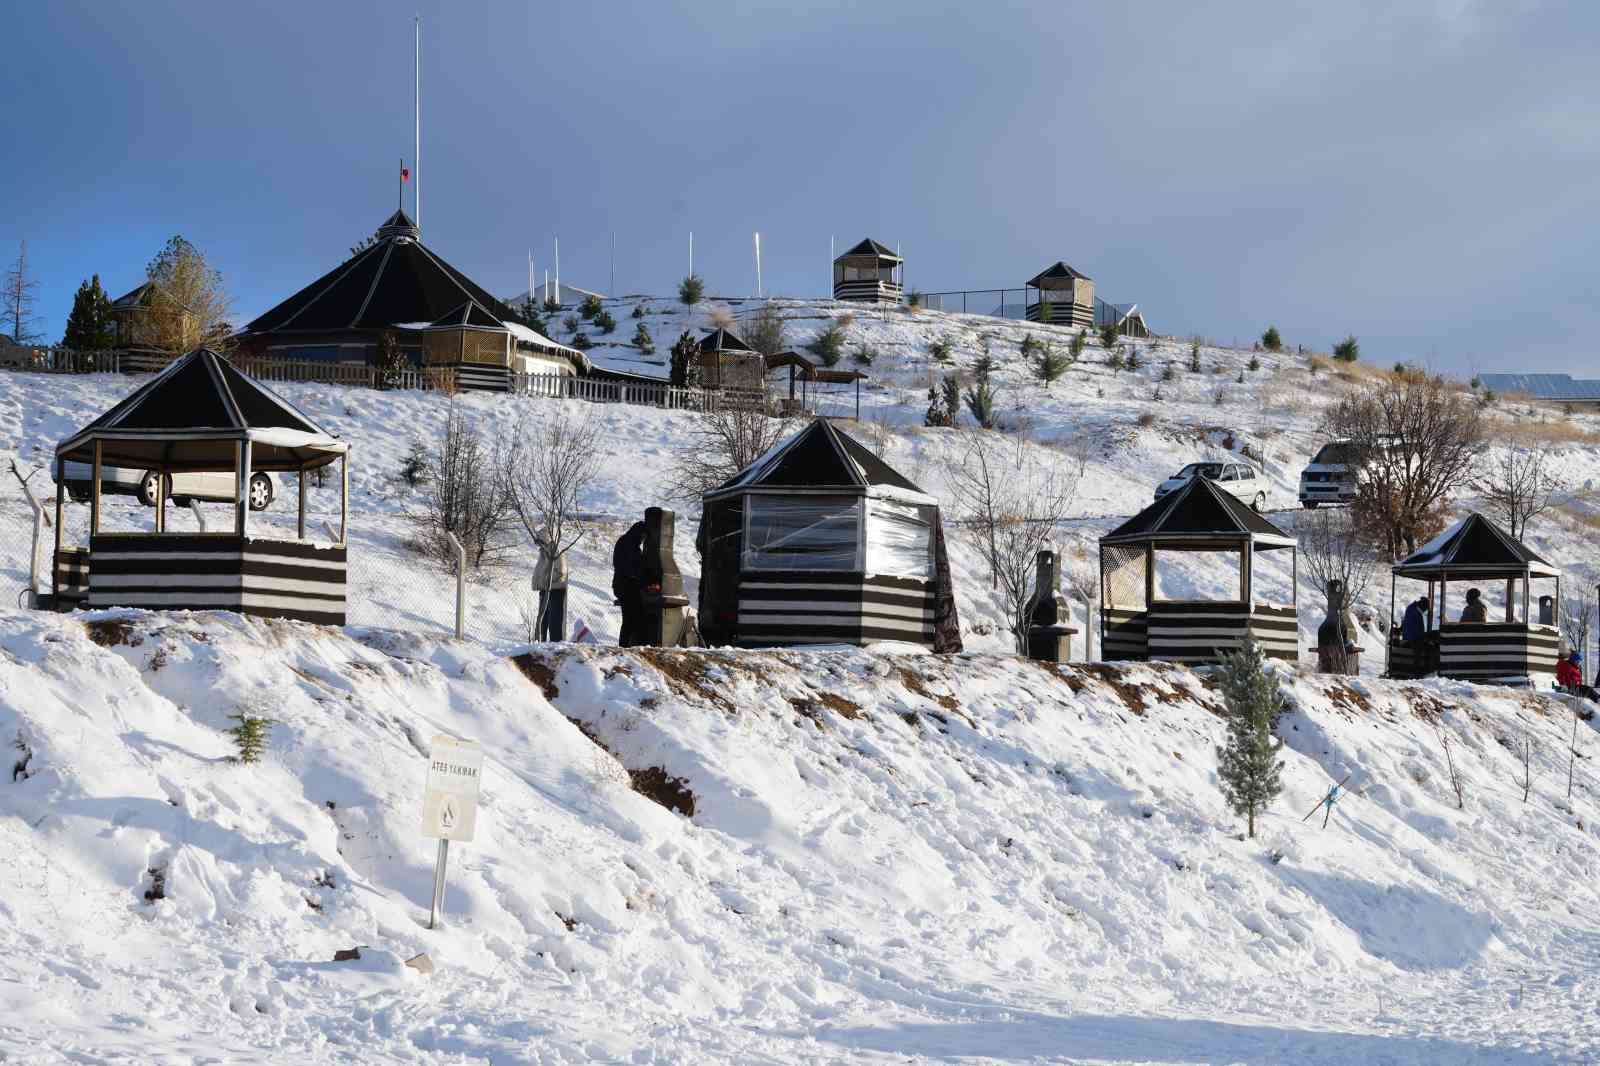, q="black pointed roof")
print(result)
[1101,476,1293,547]
[56,348,345,472]
[241,213,515,336]
[706,418,927,500]
[835,238,901,263]
[696,328,754,354]
[1392,512,1557,579]
[1028,261,1093,287]
[428,300,506,330]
